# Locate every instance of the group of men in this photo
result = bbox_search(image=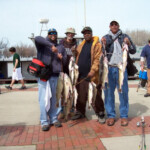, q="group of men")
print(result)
[5,20,150,132]
[34,20,137,132]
